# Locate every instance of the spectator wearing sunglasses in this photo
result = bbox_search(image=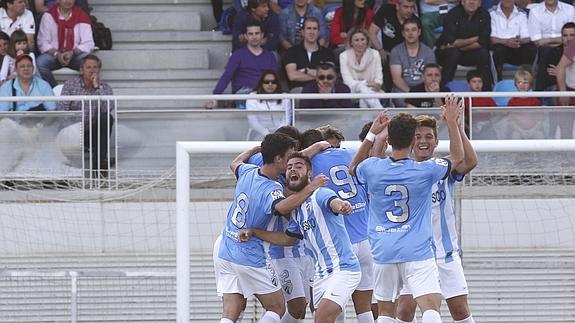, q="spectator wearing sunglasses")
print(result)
[245,70,290,140]
[299,61,353,108]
